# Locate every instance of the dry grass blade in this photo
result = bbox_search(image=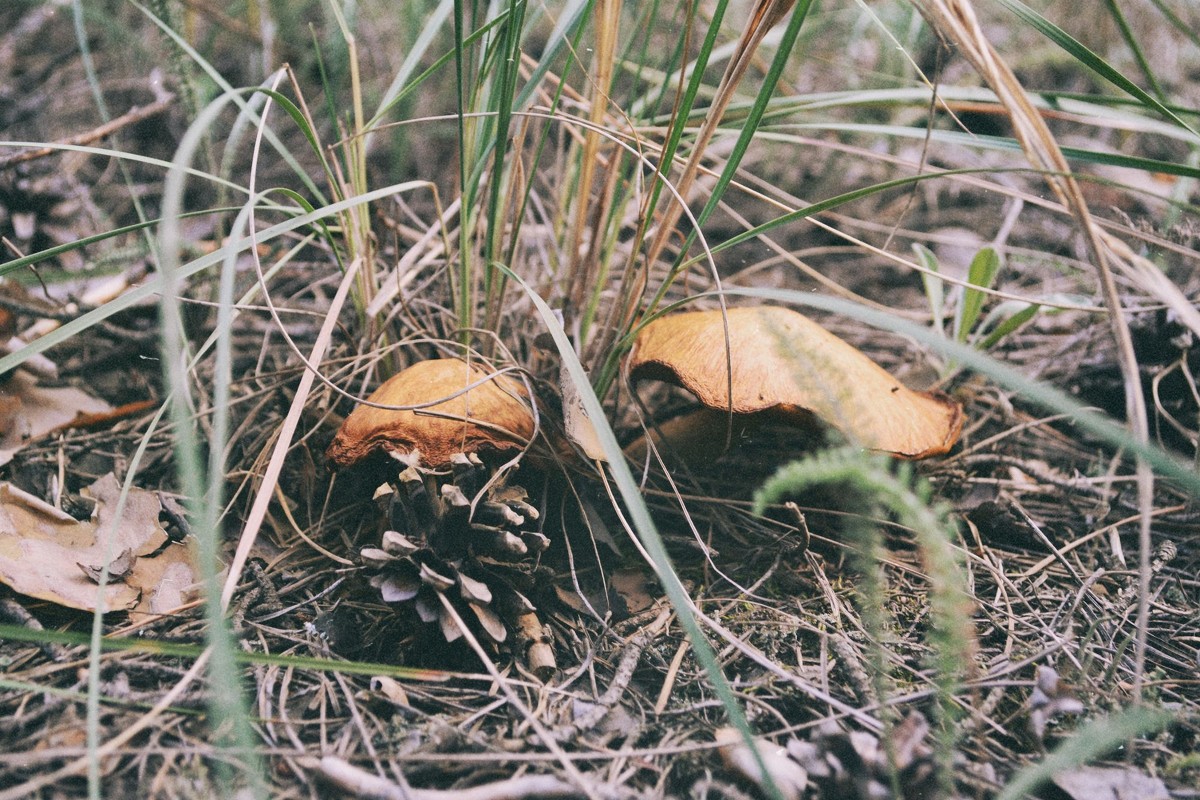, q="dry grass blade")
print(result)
[910,0,1157,701]
[435,595,605,800]
[564,0,622,312]
[219,256,362,609]
[642,0,798,273]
